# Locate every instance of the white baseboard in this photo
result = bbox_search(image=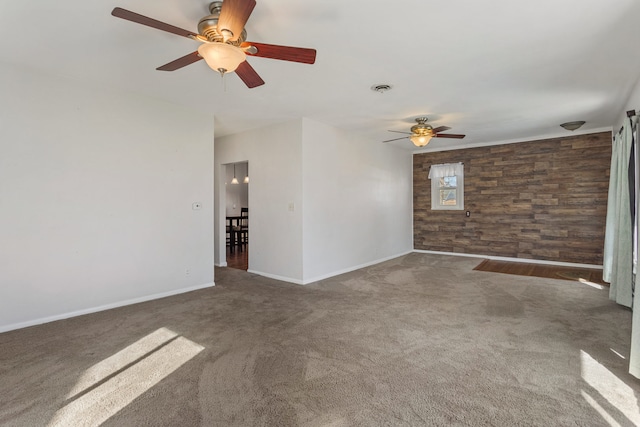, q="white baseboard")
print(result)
[301,250,414,284]
[247,250,414,286]
[413,249,603,269]
[0,282,216,334]
[215,262,228,267]
[5,250,599,333]
[246,270,304,285]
